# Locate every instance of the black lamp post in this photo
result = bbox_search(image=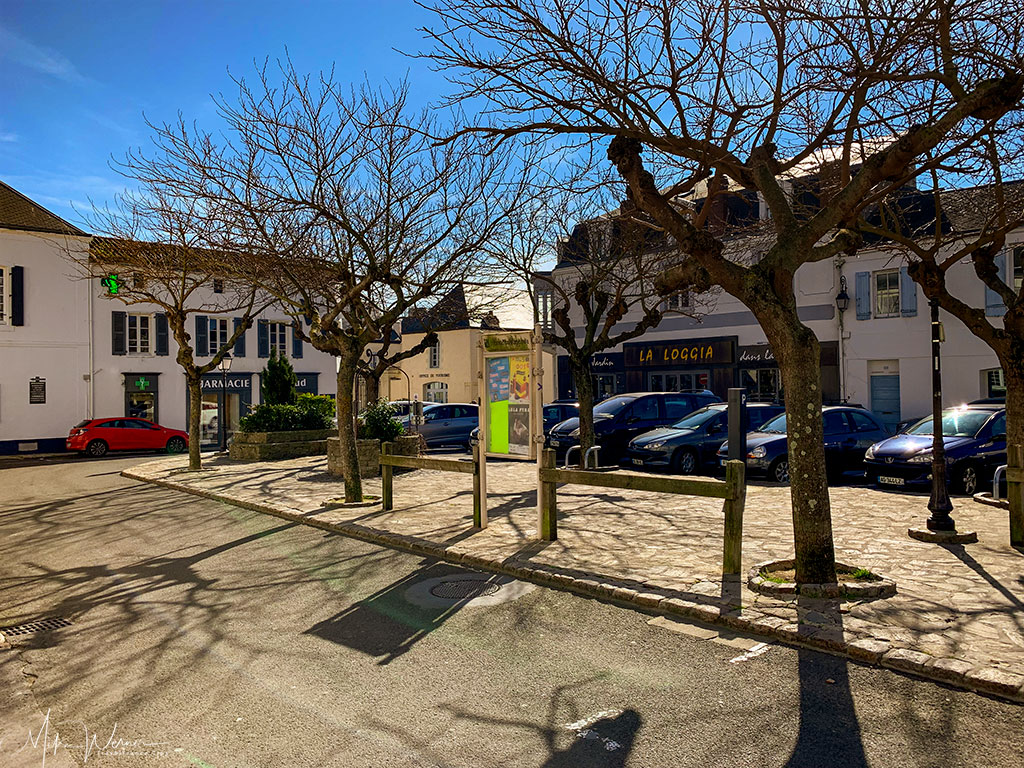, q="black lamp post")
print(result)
[835,276,851,314]
[218,353,232,452]
[925,298,955,529]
